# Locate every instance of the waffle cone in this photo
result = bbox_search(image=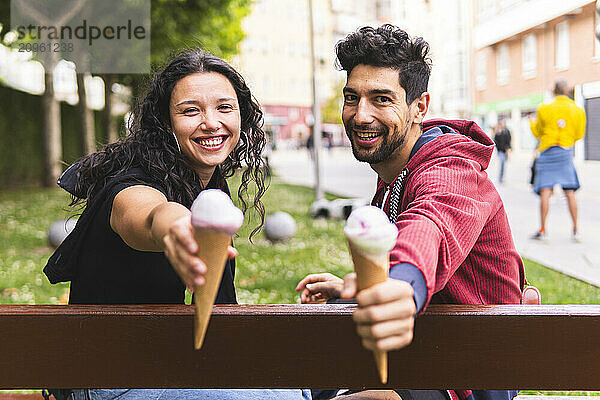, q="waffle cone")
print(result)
[193,228,232,350]
[347,240,389,384]
[347,242,389,291]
